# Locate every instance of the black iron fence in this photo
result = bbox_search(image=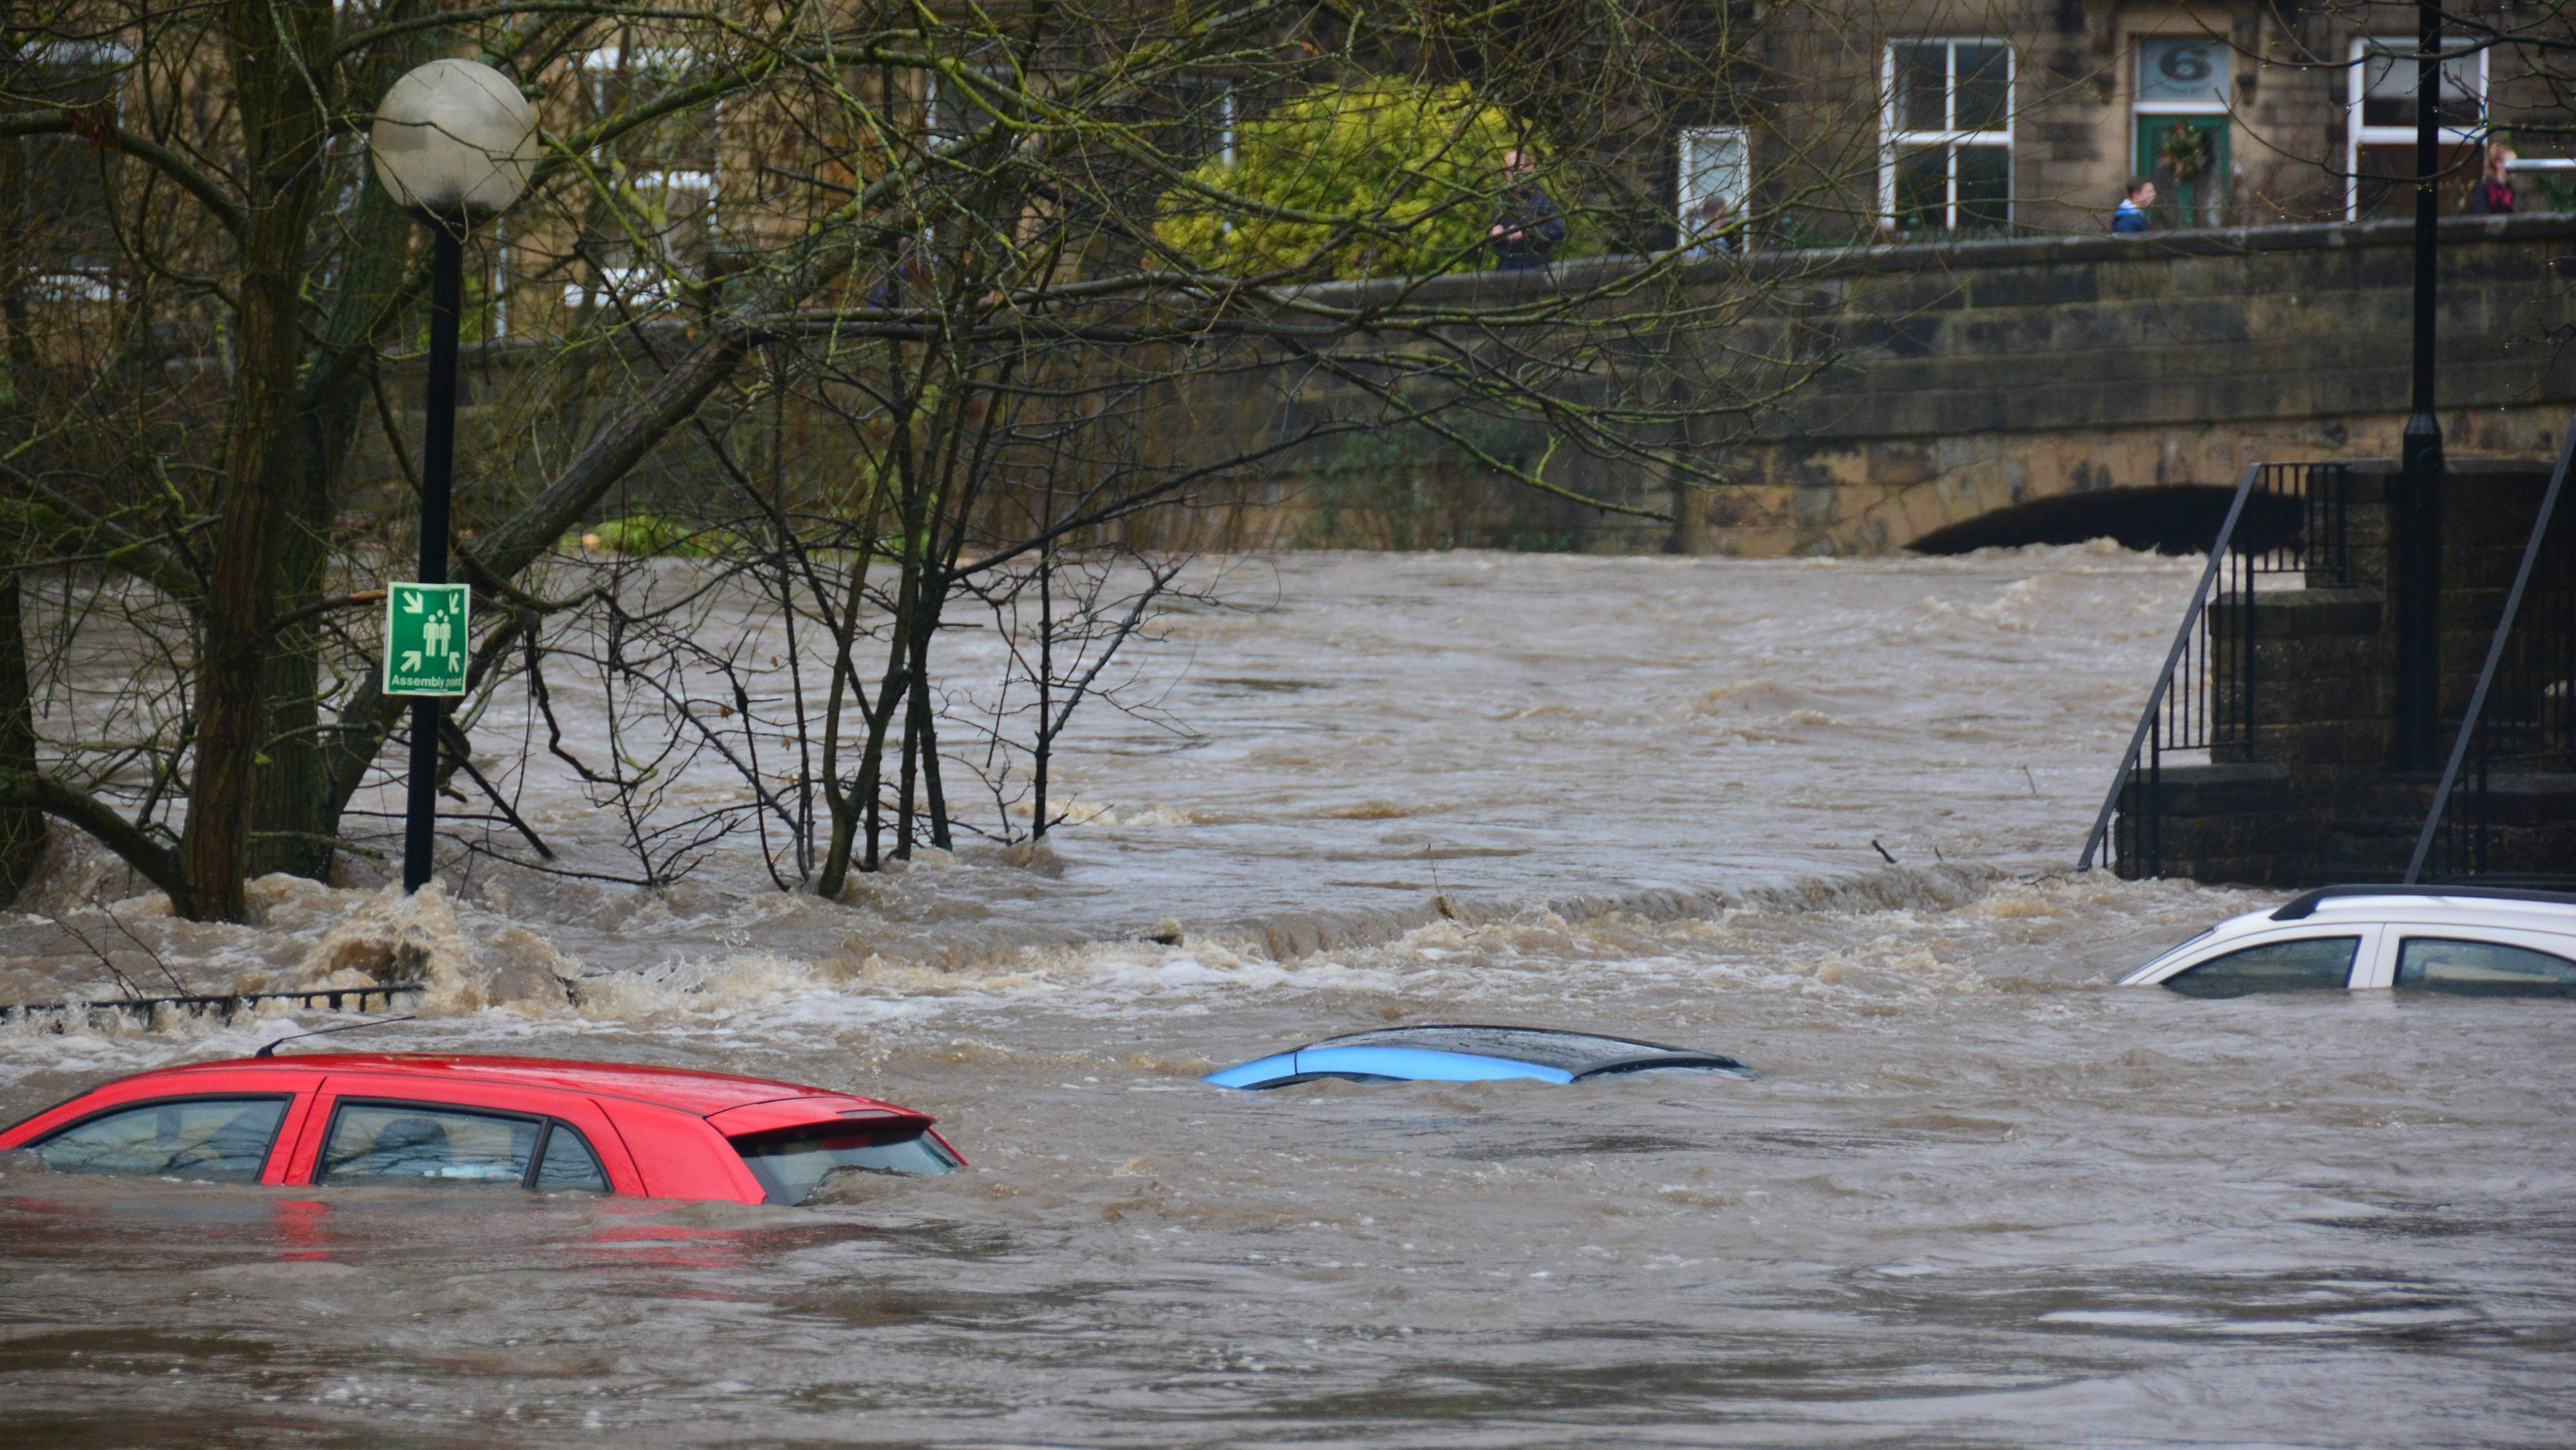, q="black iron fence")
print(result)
[0,983,422,1033]
[2409,435,2576,881]
[2079,461,2353,875]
